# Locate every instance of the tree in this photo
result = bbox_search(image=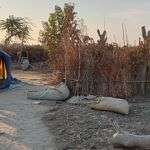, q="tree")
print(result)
[61,4,81,85]
[0,15,31,45]
[39,4,82,94]
[39,6,64,52]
